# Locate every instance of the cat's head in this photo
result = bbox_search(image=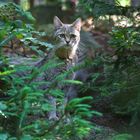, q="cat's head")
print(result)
[54,16,81,49]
